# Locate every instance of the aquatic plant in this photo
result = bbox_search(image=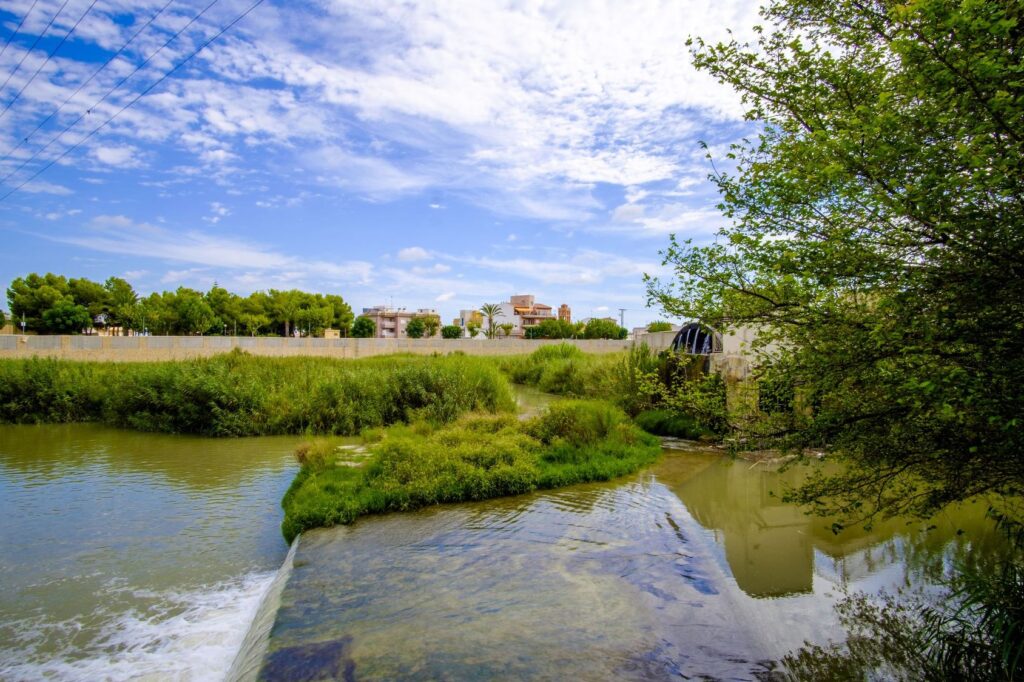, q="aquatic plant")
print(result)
[280,400,660,541]
[0,350,516,436]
